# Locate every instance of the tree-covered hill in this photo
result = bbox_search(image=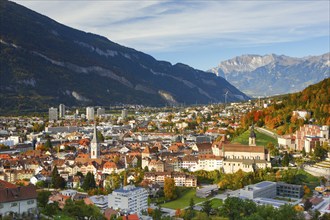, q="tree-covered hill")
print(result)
[0,0,249,114]
[241,78,330,134]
